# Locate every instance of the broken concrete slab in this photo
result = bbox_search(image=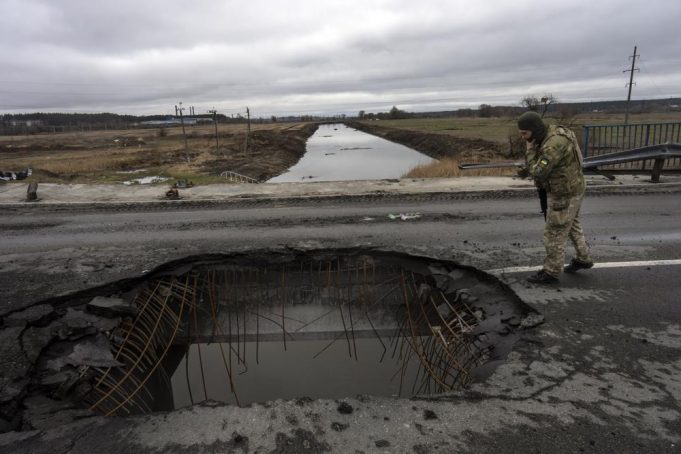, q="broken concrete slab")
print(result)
[22,395,96,431]
[0,327,32,404]
[45,334,122,370]
[20,326,54,364]
[52,308,120,340]
[86,296,137,318]
[3,304,54,328]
